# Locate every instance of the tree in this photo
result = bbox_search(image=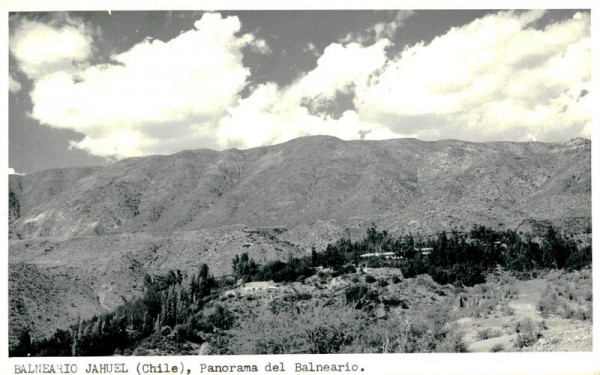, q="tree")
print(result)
[12,328,32,357]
